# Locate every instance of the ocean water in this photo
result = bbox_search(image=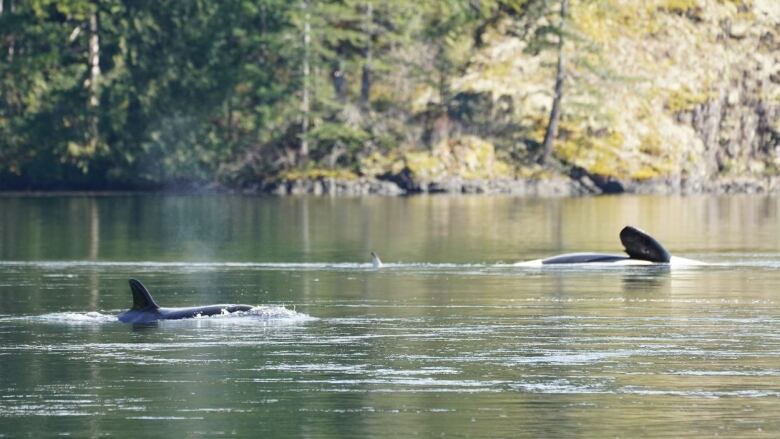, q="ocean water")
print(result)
[0,194,779,437]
